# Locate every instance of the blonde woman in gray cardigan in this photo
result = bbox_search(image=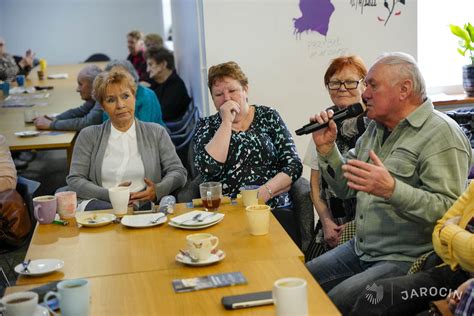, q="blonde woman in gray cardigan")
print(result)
[67,69,186,211]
